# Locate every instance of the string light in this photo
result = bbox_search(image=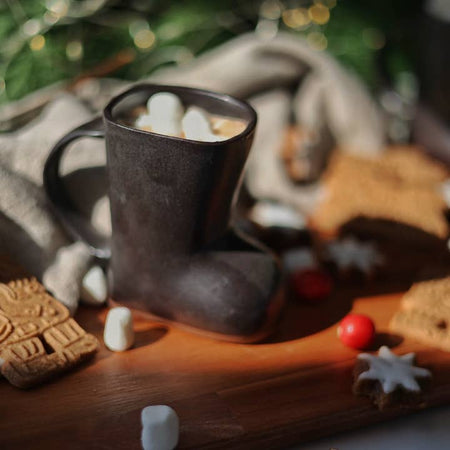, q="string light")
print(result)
[129,20,155,50]
[29,35,46,51]
[282,8,310,29]
[308,4,330,25]
[307,31,327,51]
[134,29,156,50]
[66,40,83,61]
